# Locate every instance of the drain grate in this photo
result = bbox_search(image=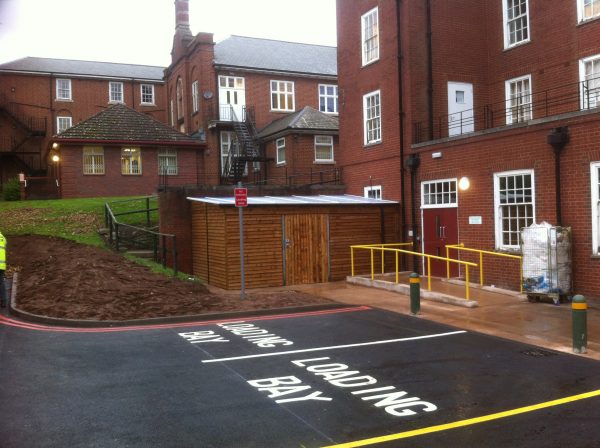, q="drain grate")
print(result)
[521,349,557,357]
